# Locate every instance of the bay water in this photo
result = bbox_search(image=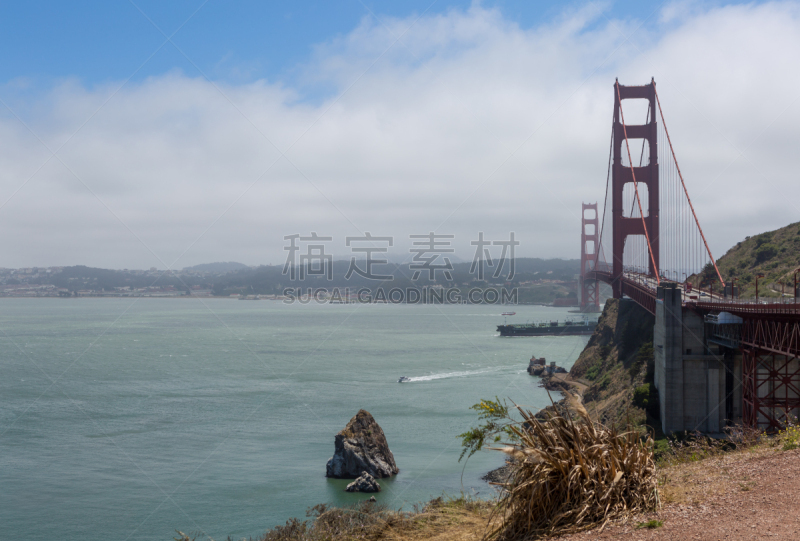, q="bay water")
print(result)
[1,298,588,540]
